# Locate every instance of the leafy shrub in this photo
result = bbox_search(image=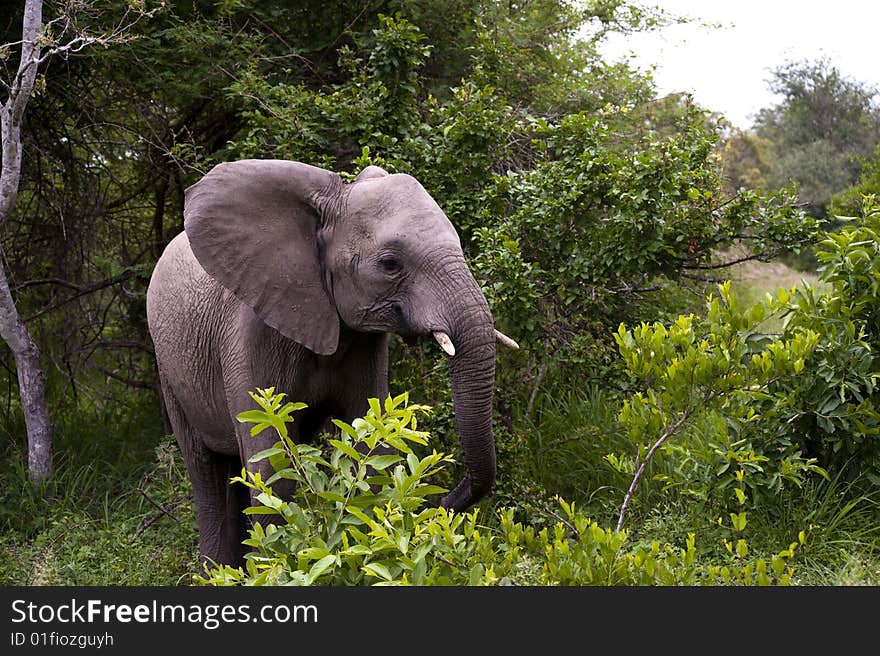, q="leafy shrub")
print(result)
[198,388,482,585]
[606,196,880,536]
[774,196,880,476]
[198,388,804,586]
[610,281,827,526]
